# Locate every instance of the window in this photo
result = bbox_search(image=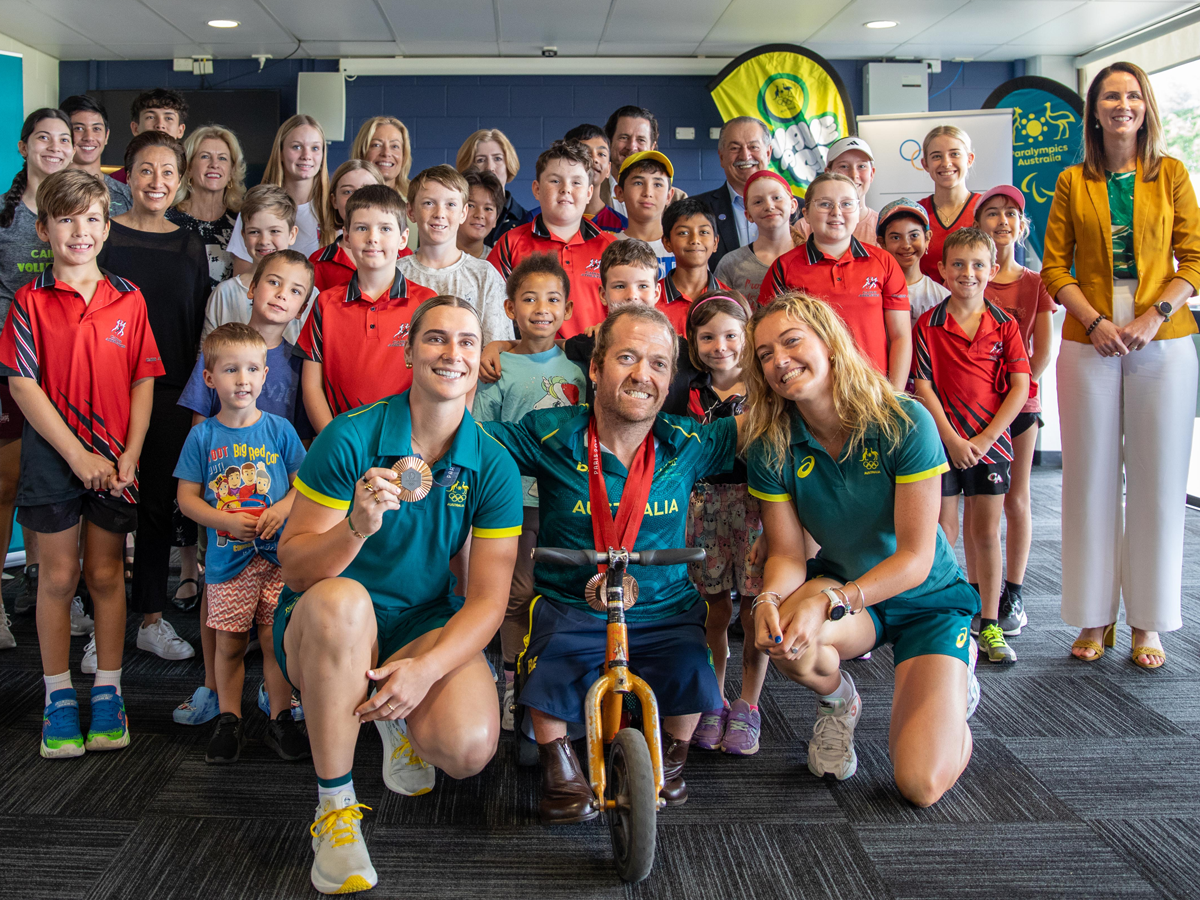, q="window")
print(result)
[1151,58,1200,183]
